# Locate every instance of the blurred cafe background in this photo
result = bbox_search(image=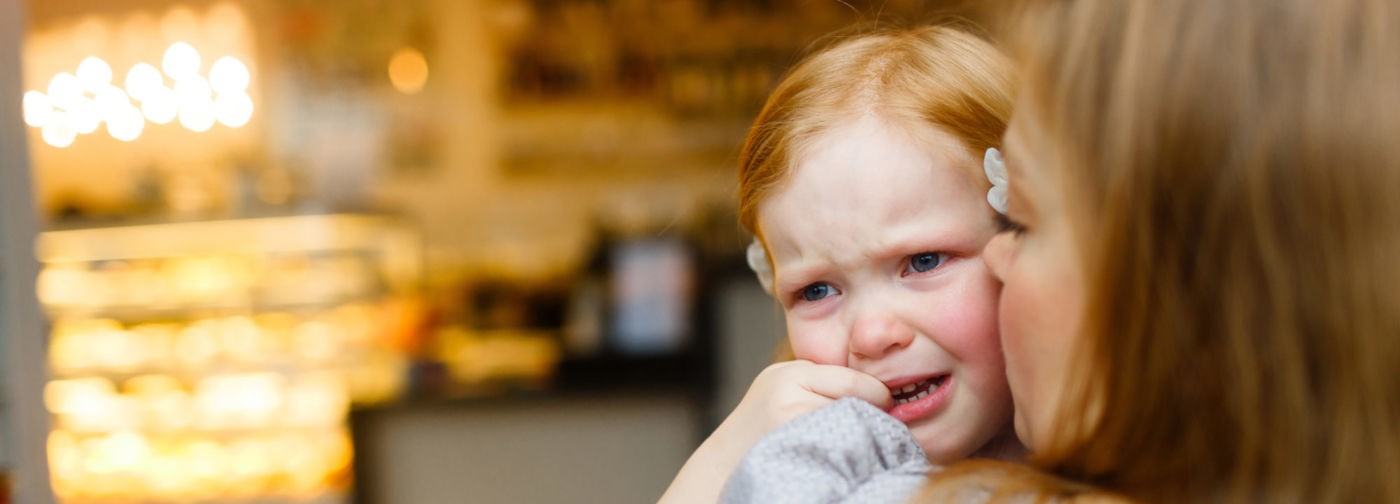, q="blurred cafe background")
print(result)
[0,0,995,502]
